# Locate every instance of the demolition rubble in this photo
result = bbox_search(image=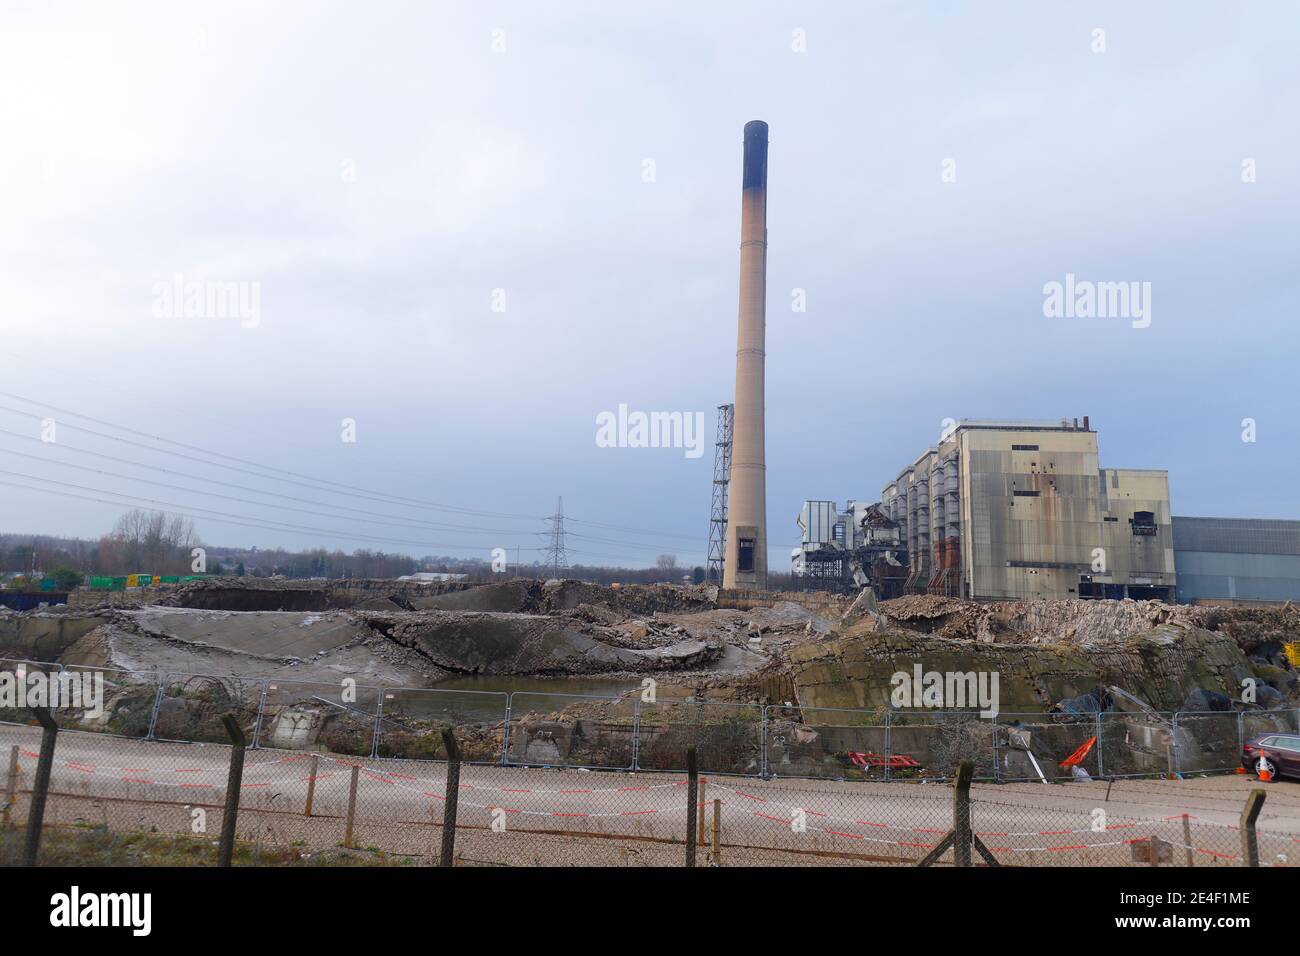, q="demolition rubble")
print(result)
[1,578,1296,777]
